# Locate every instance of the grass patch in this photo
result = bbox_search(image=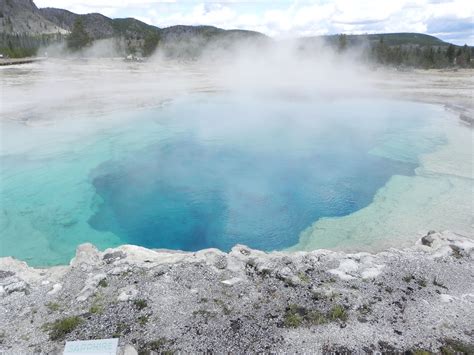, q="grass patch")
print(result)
[283,305,304,328]
[213,299,232,315]
[149,338,167,350]
[416,278,427,287]
[138,315,149,326]
[44,316,83,341]
[89,304,103,314]
[411,350,430,355]
[328,305,348,322]
[133,299,148,311]
[112,322,129,338]
[139,338,173,355]
[46,302,61,312]
[192,309,216,319]
[283,303,348,328]
[306,310,327,325]
[440,339,474,355]
[298,272,310,283]
[98,279,108,288]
